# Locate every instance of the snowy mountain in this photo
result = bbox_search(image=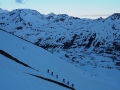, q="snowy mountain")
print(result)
[0,8,9,13]
[0,9,120,88]
[0,29,120,90]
